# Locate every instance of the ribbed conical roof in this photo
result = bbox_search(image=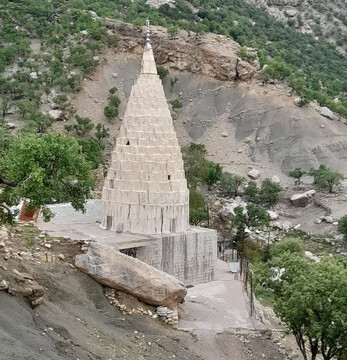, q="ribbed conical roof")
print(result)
[101,46,189,235]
